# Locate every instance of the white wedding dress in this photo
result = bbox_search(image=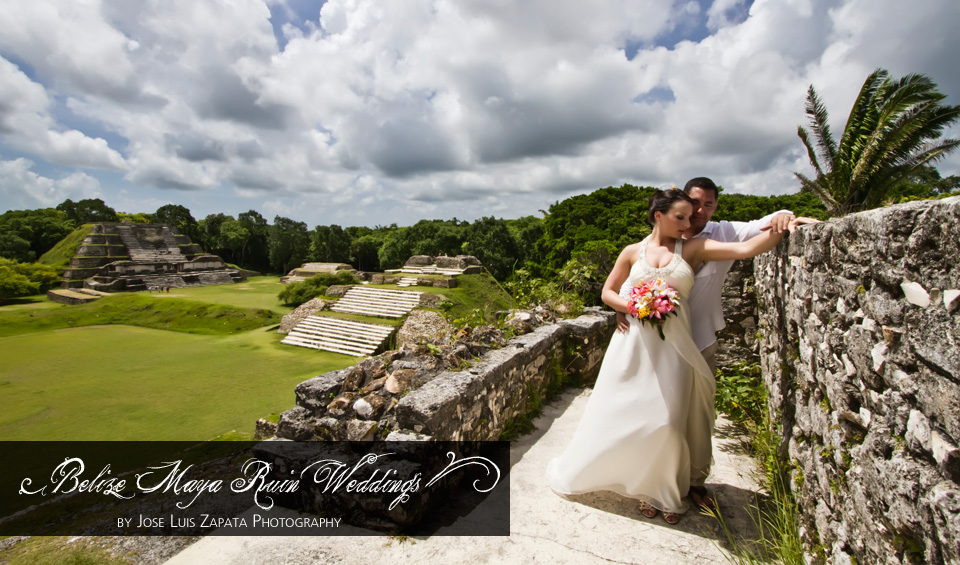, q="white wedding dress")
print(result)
[545,237,714,513]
